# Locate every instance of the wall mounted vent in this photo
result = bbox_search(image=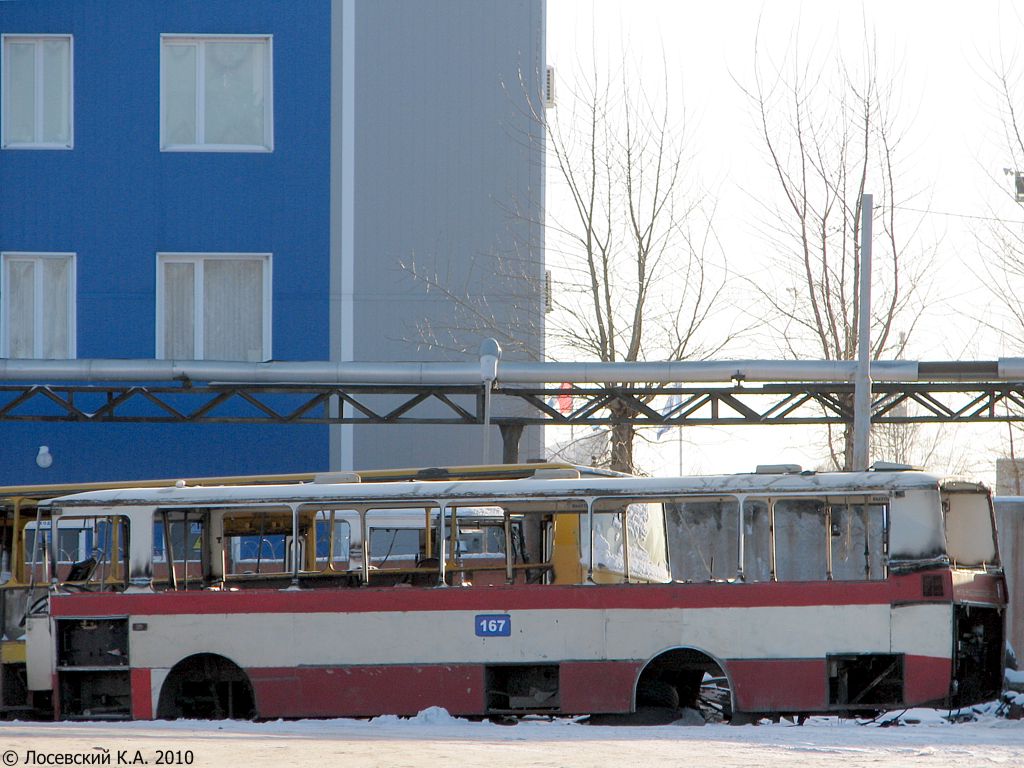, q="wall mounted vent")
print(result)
[545,65,556,108]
